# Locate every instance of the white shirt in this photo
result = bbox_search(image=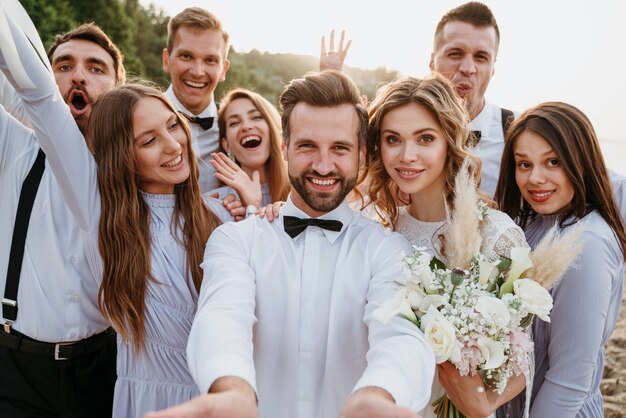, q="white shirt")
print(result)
[164,86,220,193]
[0,92,108,343]
[188,197,435,418]
[470,100,508,198]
